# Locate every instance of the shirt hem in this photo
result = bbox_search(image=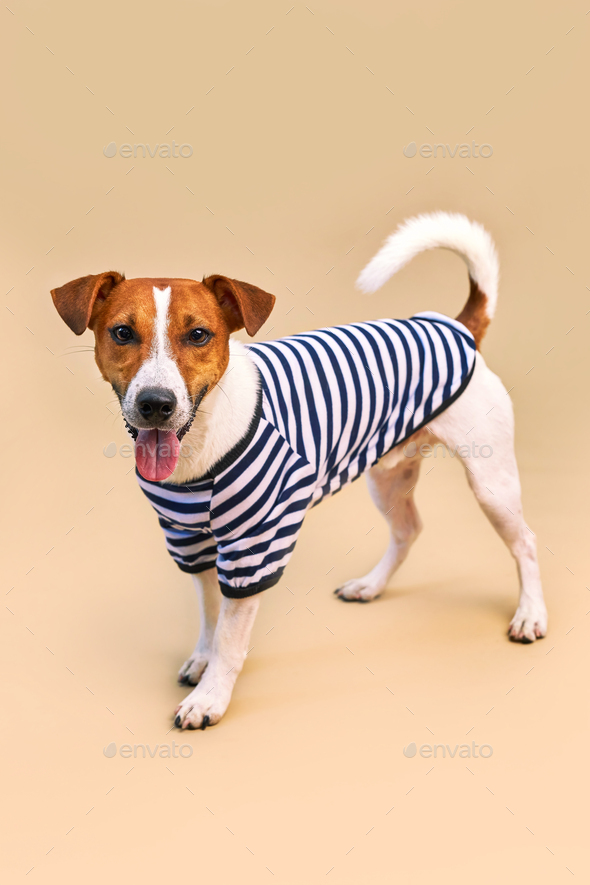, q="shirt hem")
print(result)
[389,352,477,454]
[176,561,217,575]
[218,570,284,598]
